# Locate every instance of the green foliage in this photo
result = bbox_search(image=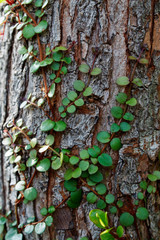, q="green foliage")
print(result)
[120,212,134,227]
